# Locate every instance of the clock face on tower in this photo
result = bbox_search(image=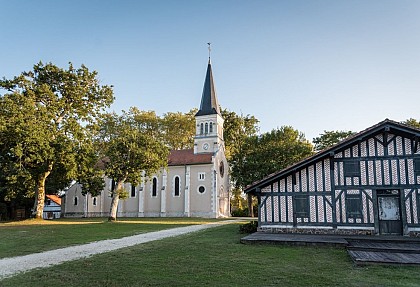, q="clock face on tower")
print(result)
[203,143,209,150]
